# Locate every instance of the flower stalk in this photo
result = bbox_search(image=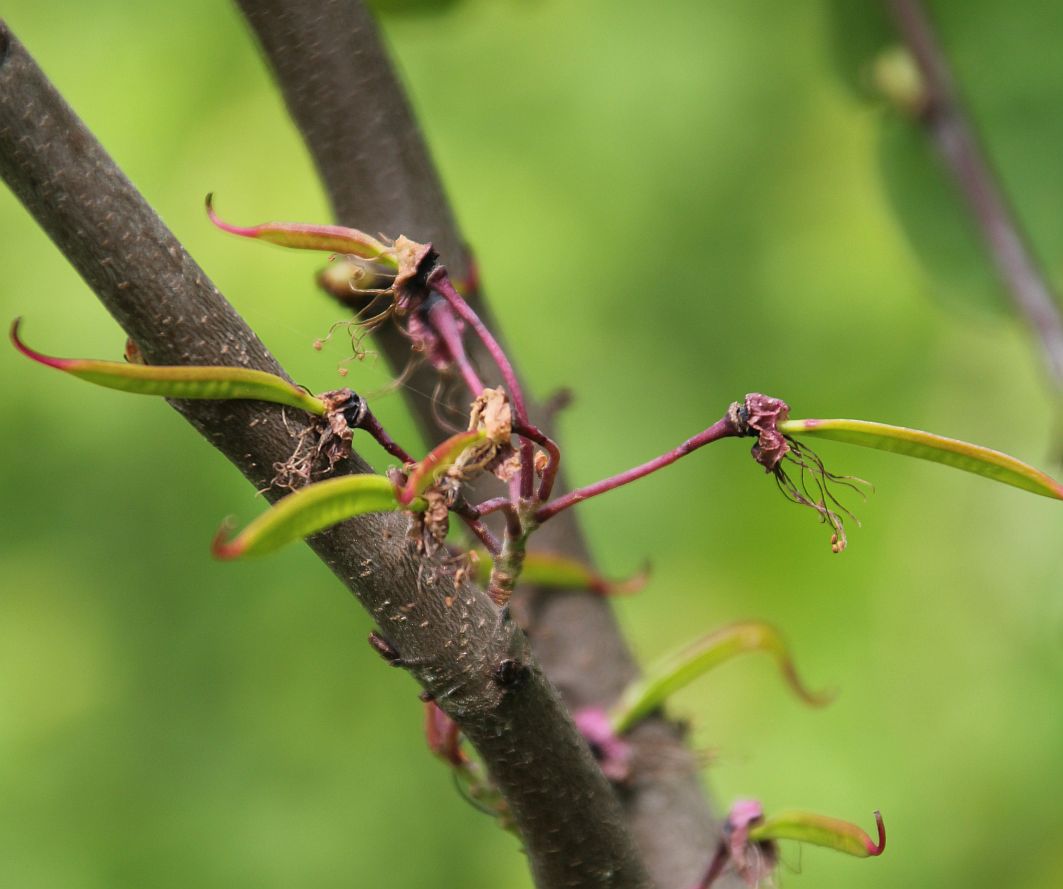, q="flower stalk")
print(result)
[534,414,739,522]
